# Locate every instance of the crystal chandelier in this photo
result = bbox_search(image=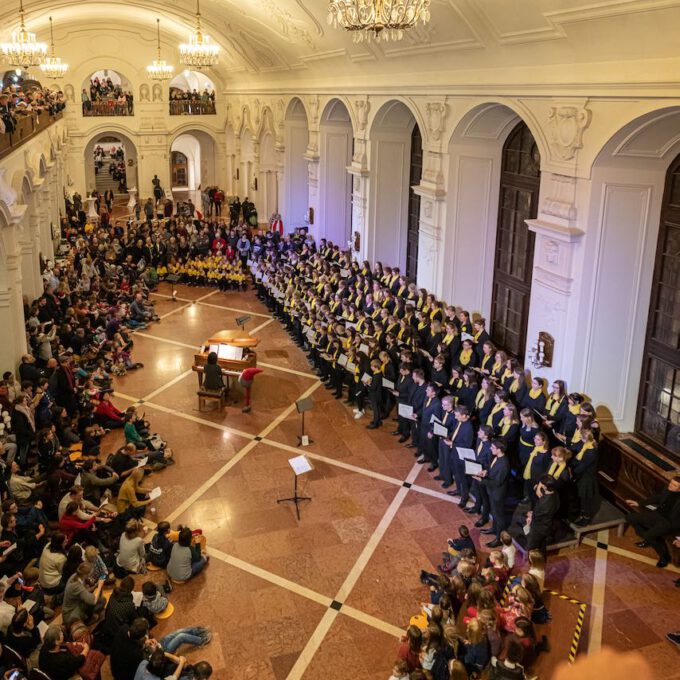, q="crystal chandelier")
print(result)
[40,17,68,79]
[0,0,47,69]
[327,0,431,42]
[147,18,174,81]
[179,0,219,70]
